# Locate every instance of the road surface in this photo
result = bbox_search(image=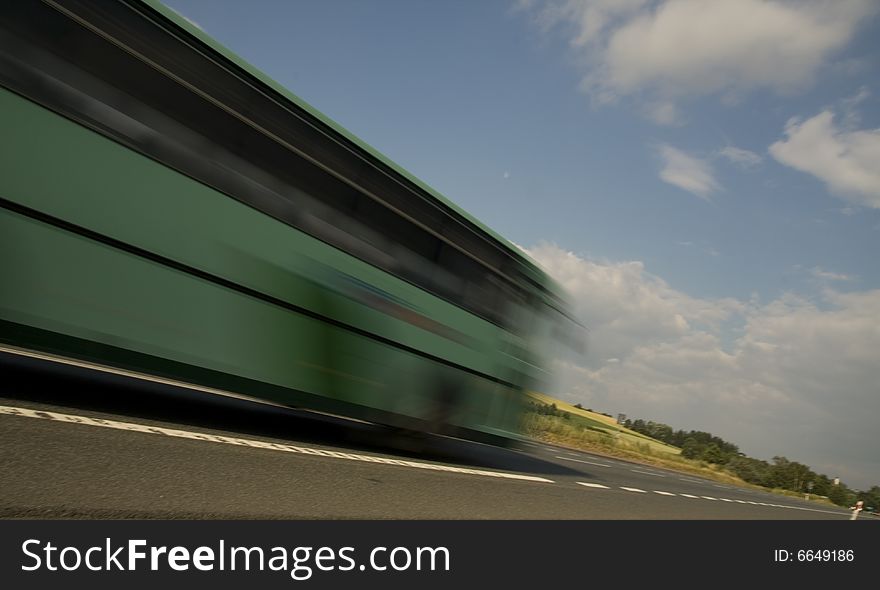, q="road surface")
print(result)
[0,350,865,520]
